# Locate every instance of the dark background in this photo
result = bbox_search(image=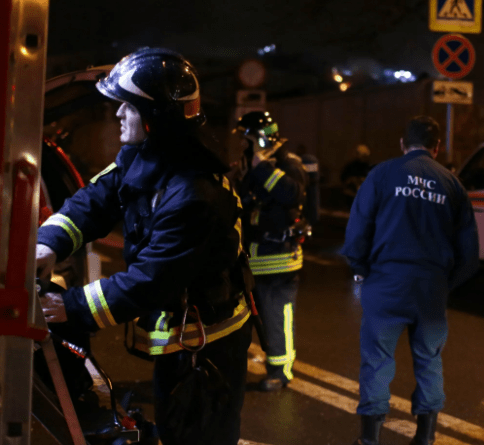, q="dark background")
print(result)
[47,0,480,89]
